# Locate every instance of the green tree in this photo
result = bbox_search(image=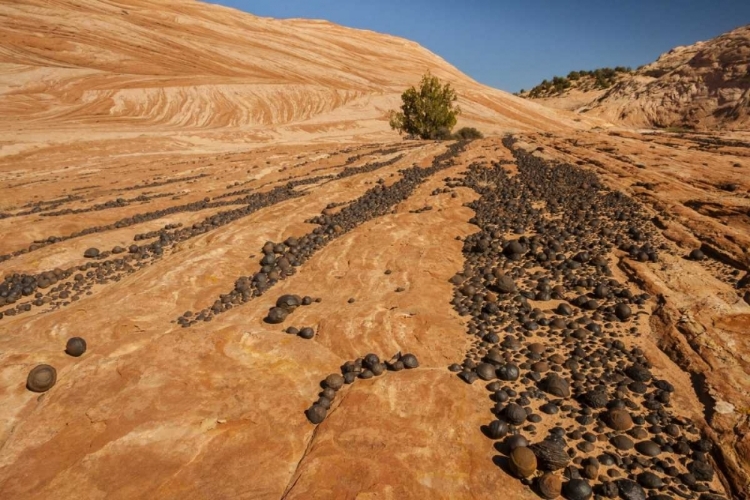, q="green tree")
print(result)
[389,71,461,140]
